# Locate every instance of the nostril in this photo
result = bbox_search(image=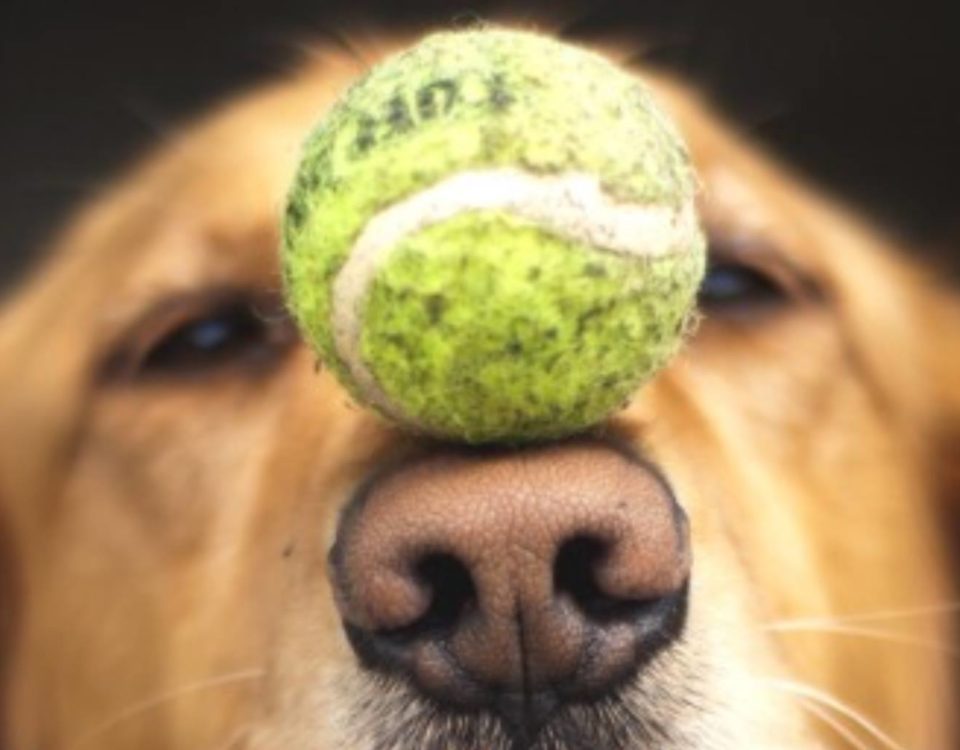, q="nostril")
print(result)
[554,535,684,627]
[554,536,648,622]
[381,553,476,643]
[554,536,607,616]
